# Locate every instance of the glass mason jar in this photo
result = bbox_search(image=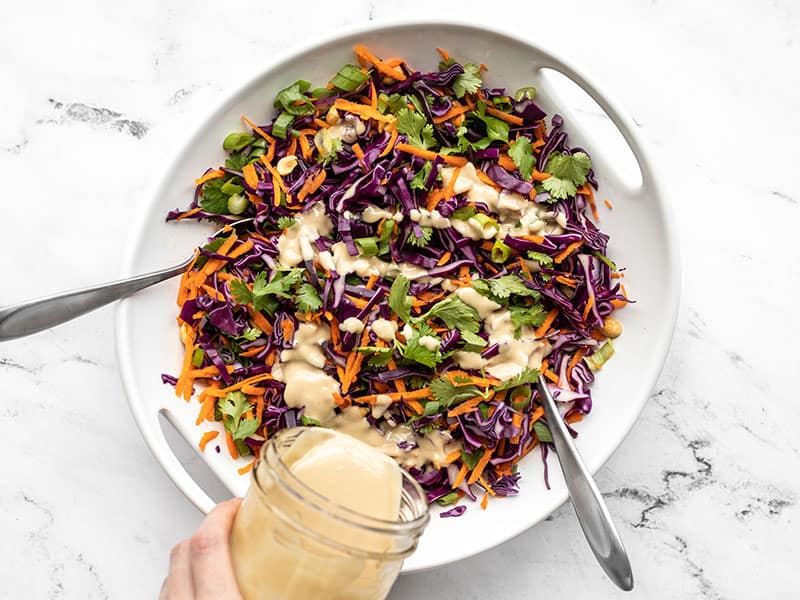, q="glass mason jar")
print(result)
[230,427,430,600]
